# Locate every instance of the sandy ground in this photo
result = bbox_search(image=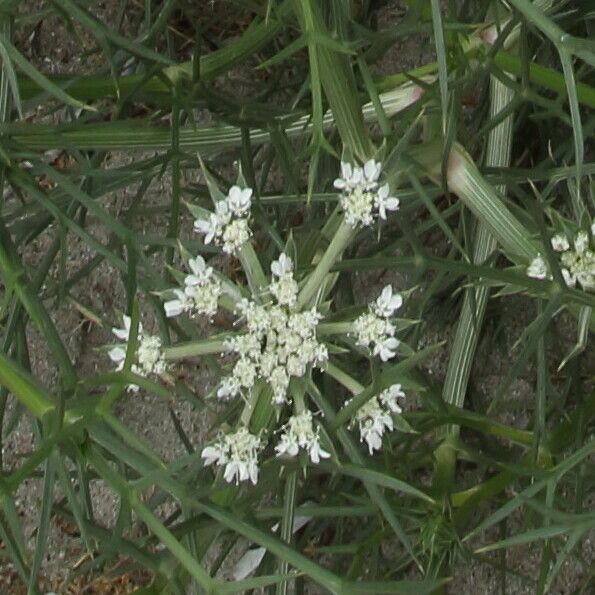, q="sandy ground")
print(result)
[2,0,593,593]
